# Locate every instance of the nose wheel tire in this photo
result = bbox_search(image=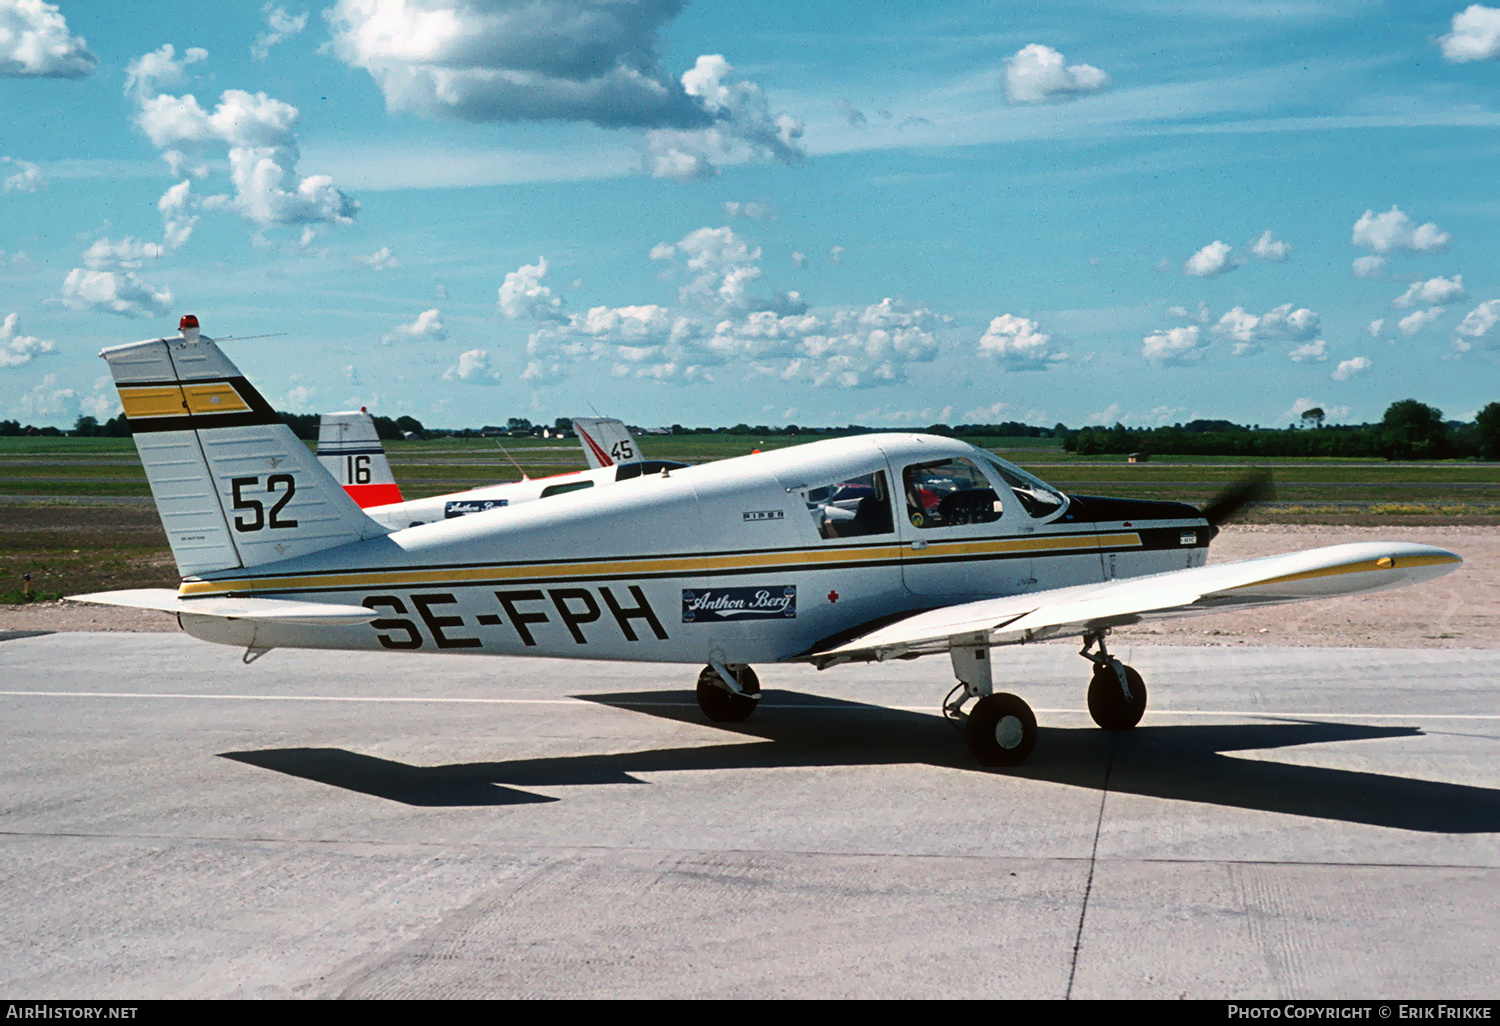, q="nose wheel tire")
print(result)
[1087,661,1147,730]
[696,664,761,722]
[966,693,1038,767]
